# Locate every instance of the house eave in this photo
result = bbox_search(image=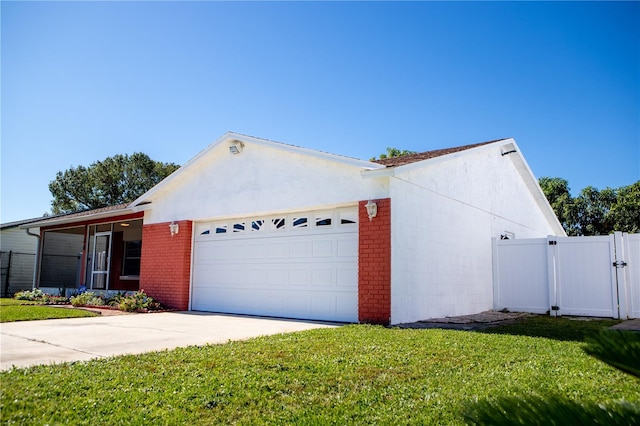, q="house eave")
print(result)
[19,208,140,230]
